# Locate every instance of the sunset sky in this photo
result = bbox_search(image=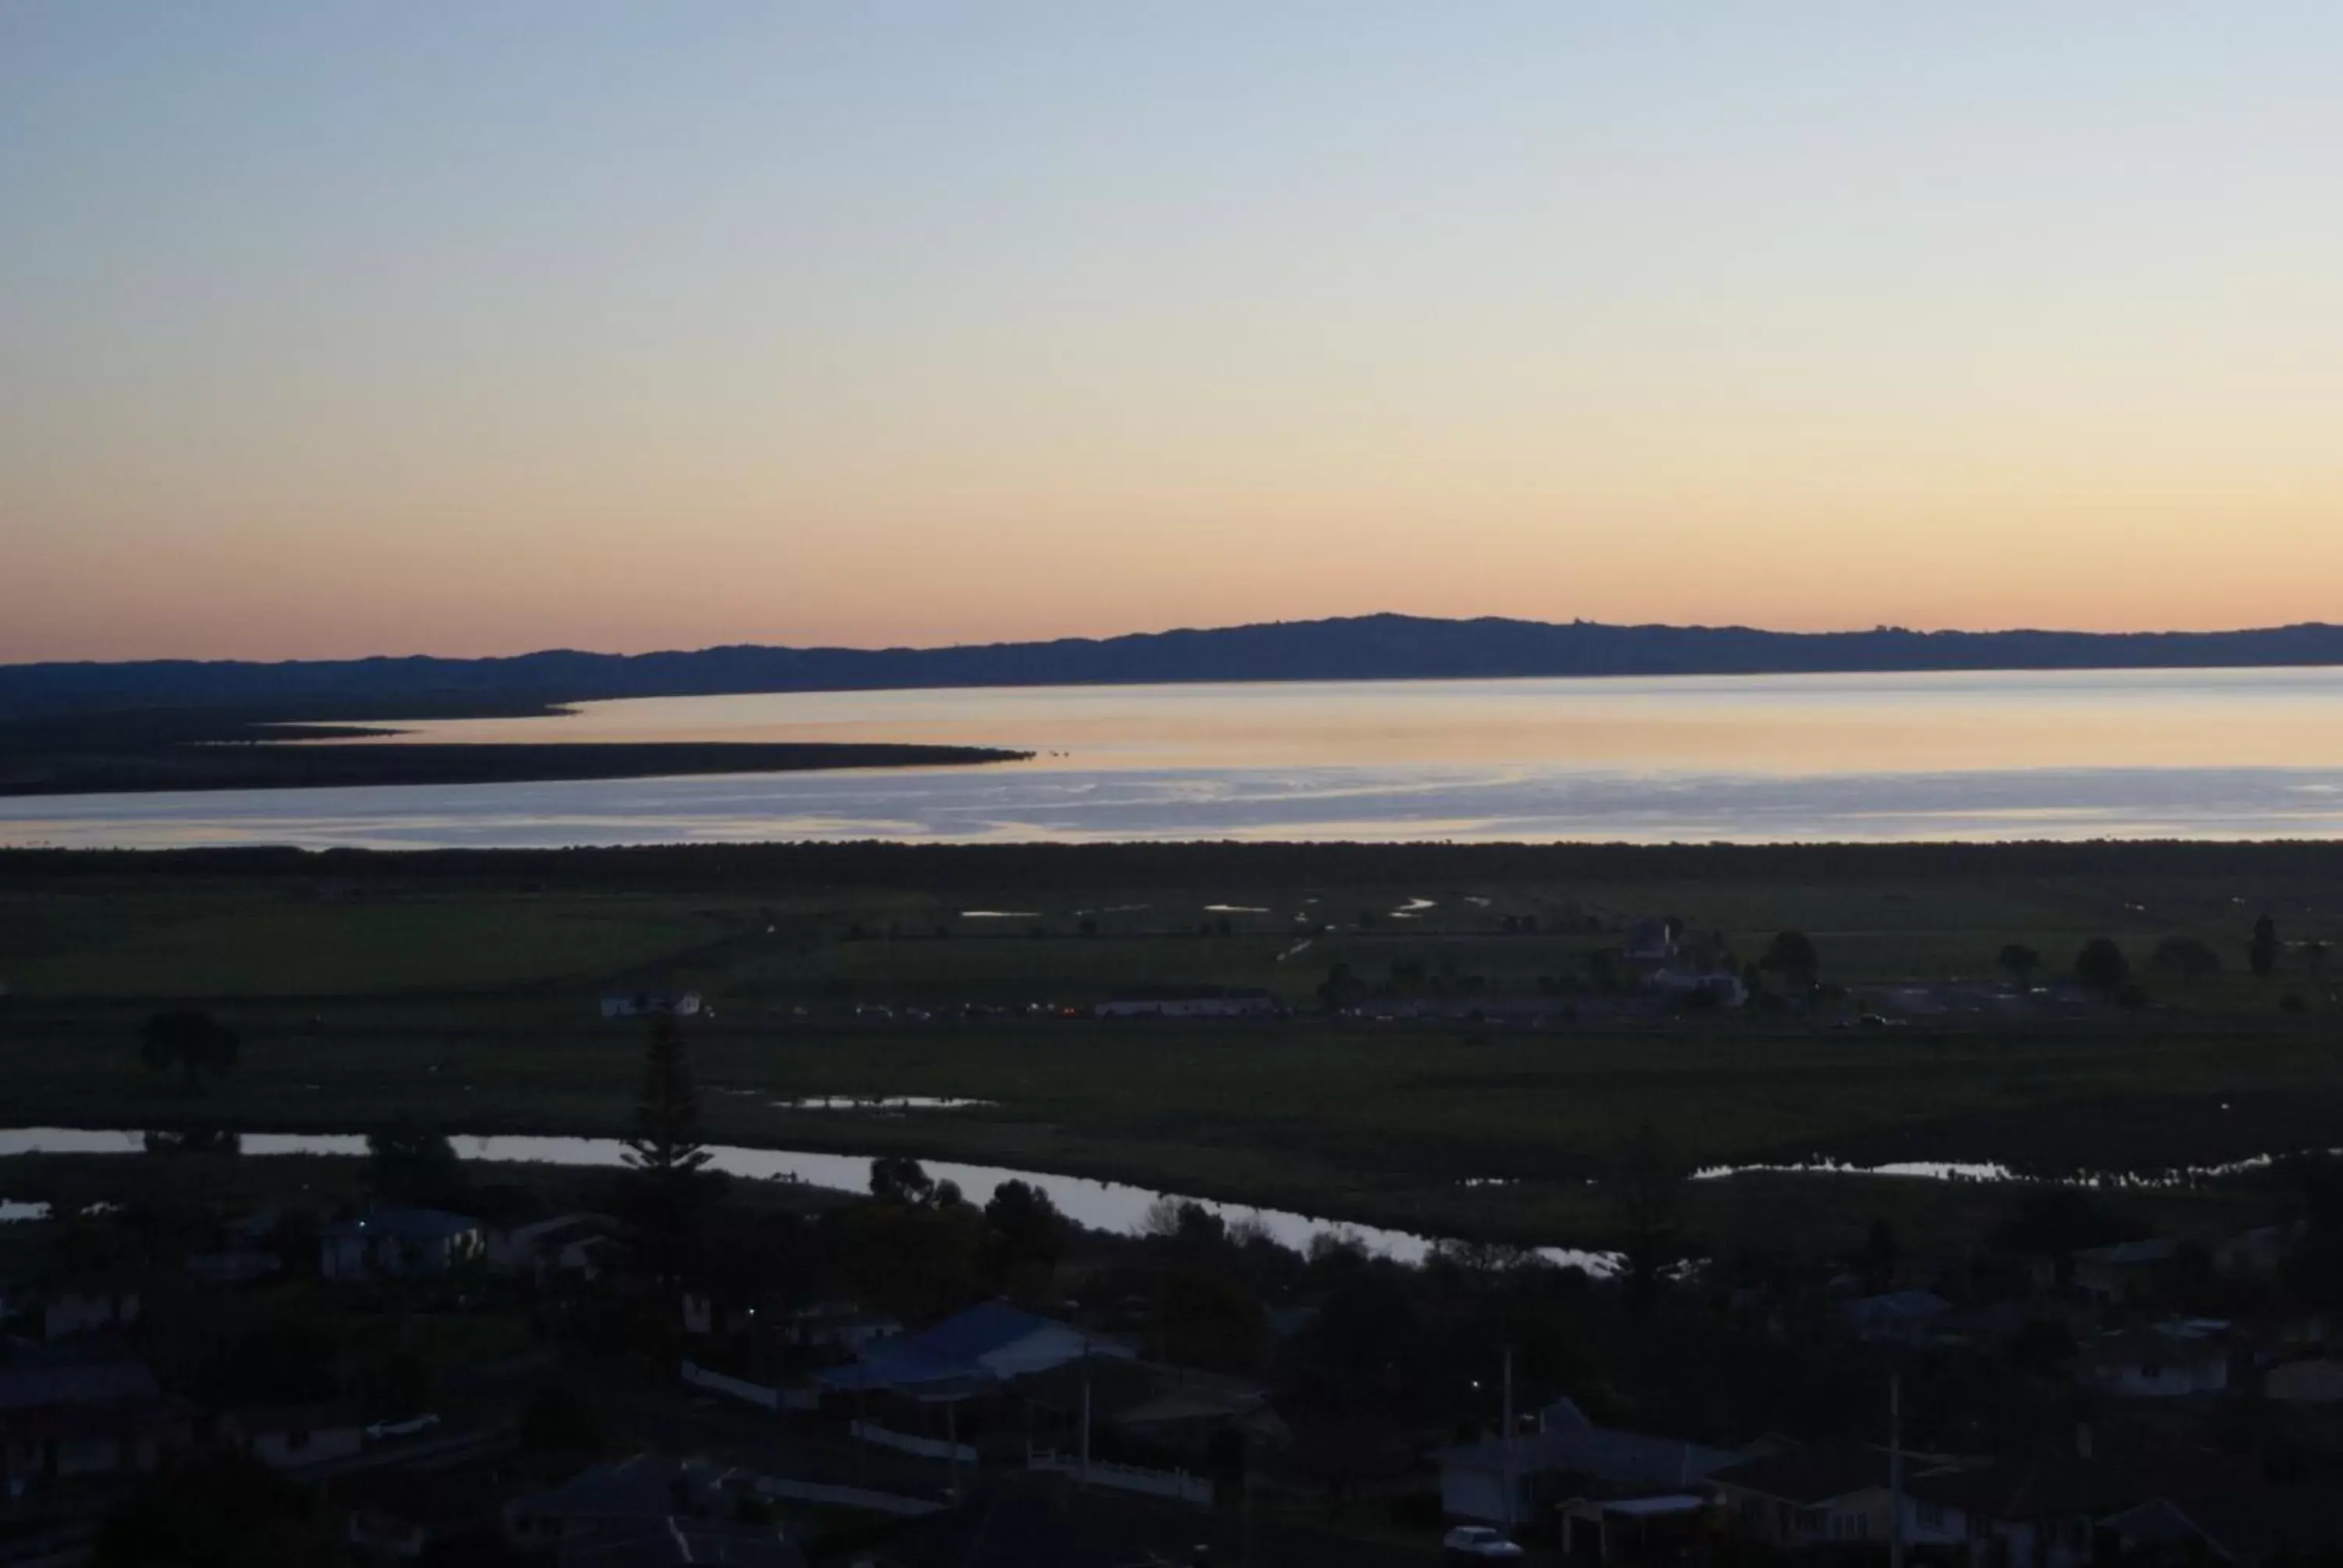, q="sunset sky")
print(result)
[3,4,2339,663]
